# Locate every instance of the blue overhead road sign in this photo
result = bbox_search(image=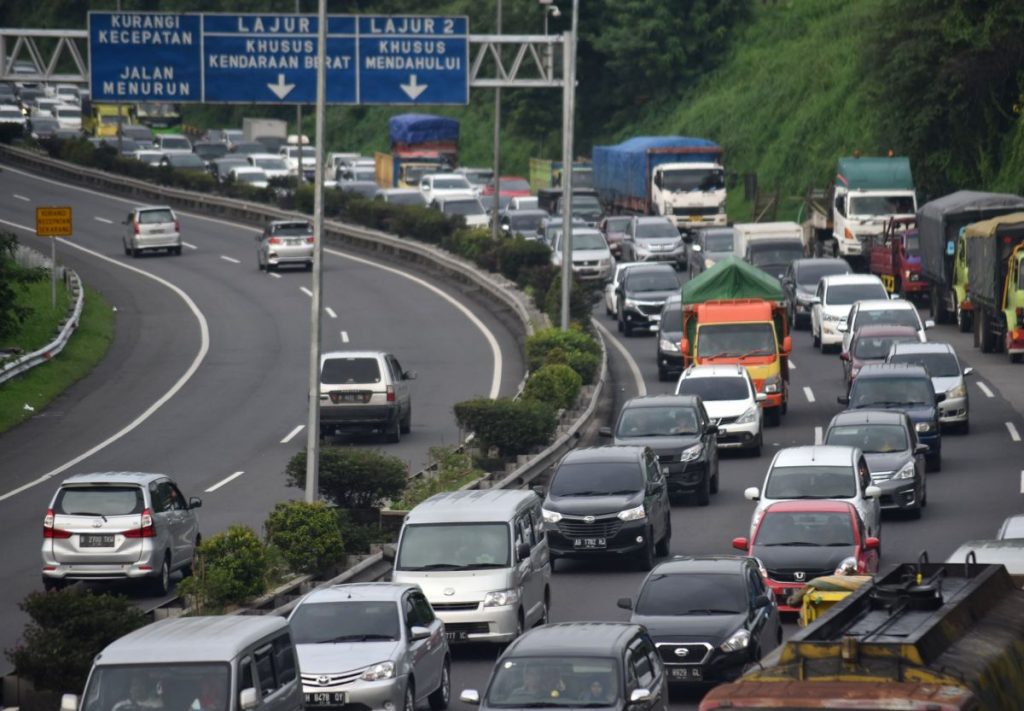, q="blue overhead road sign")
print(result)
[88,12,469,105]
